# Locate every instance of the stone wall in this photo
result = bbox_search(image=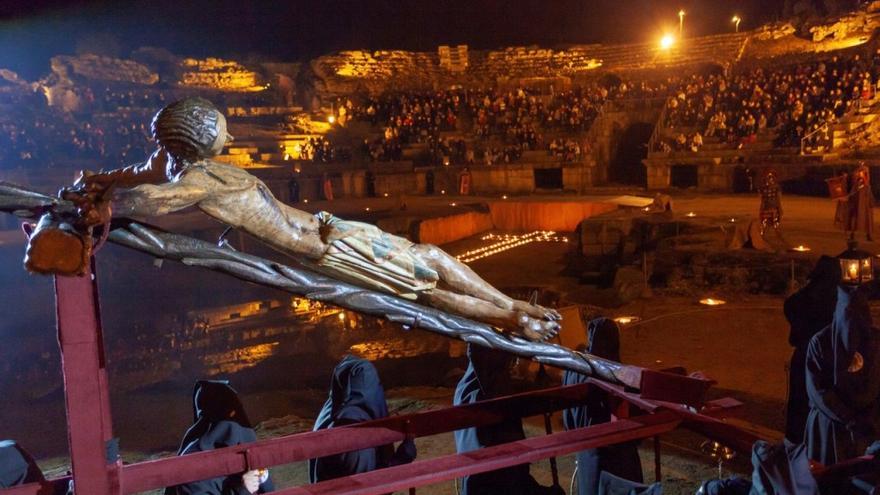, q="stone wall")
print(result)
[488,201,618,232]
[49,54,159,85]
[178,58,265,92]
[417,211,494,245]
